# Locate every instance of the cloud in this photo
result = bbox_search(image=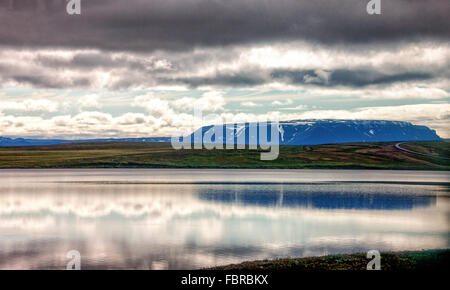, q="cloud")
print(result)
[116,113,149,125]
[300,84,450,100]
[282,105,309,111]
[293,104,449,122]
[0,0,448,52]
[78,94,101,108]
[0,42,448,91]
[0,104,448,139]
[240,101,261,108]
[134,91,226,115]
[0,99,59,112]
[271,69,433,87]
[272,99,293,106]
[172,91,226,112]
